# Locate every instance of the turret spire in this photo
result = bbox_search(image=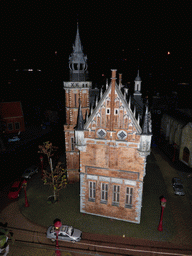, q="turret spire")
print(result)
[142,100,152,134]
[69,23,88,81]
[76,100,84,130]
